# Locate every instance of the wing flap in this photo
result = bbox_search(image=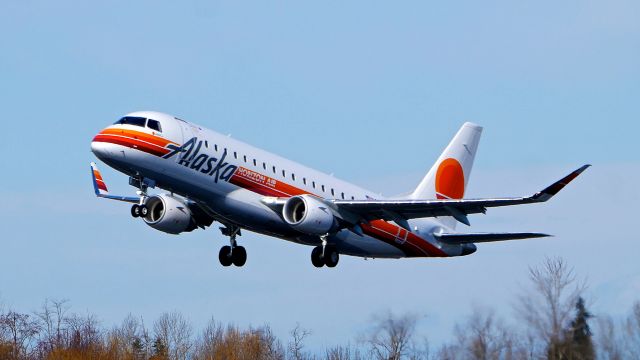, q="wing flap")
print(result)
[435,232,551,244]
